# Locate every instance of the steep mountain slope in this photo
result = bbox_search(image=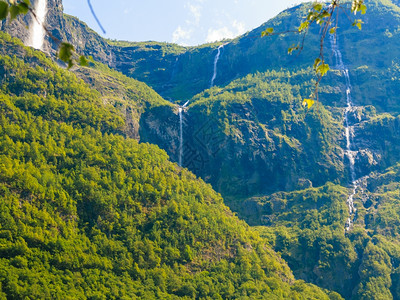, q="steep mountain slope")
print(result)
[252,170,400,299]
[0,32,341,299]
[4,0,400,298]
[134,1,400,298]
[142,69,346,197]
[137,0,400,195]
[72,62,172,140]
[23,0,398,200]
